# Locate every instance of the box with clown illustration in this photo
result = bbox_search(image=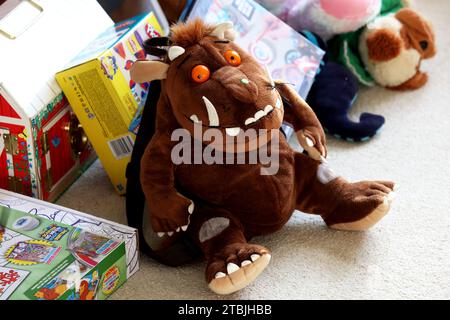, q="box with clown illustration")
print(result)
[56,12,166,195]
[0,195,133,300]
